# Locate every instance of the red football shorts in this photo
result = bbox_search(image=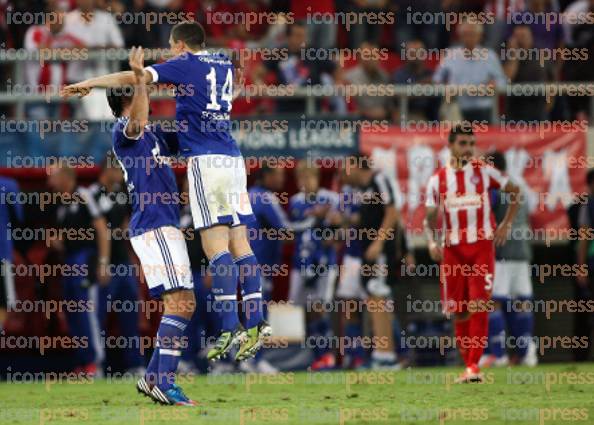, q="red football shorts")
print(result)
[440,239,494,315]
